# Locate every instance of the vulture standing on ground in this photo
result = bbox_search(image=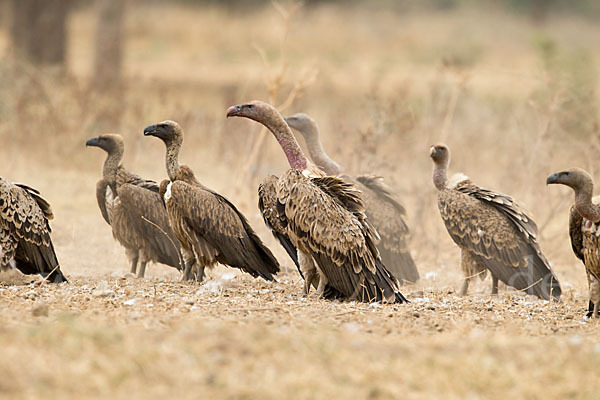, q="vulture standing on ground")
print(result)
[430,144,561,300]
[227,101,406,303]
[143,120,280,282]
[86,134,183,277]
[547,168,600,318]
[0,177,67,282]
[284,112,419,284]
